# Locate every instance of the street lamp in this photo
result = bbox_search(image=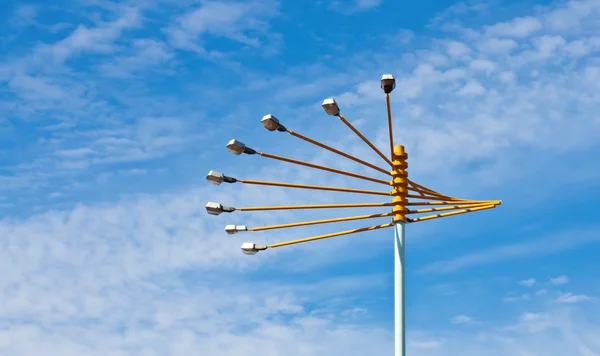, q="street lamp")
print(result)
[241,242,268,255]
[321,98,340,116]
[261,114,287,132]
[381,74,396,94]
[206,170,237,185]
[225,224,248,234]
[205,202,235,215]
[205,74,501,356]
[226,139,257,155]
